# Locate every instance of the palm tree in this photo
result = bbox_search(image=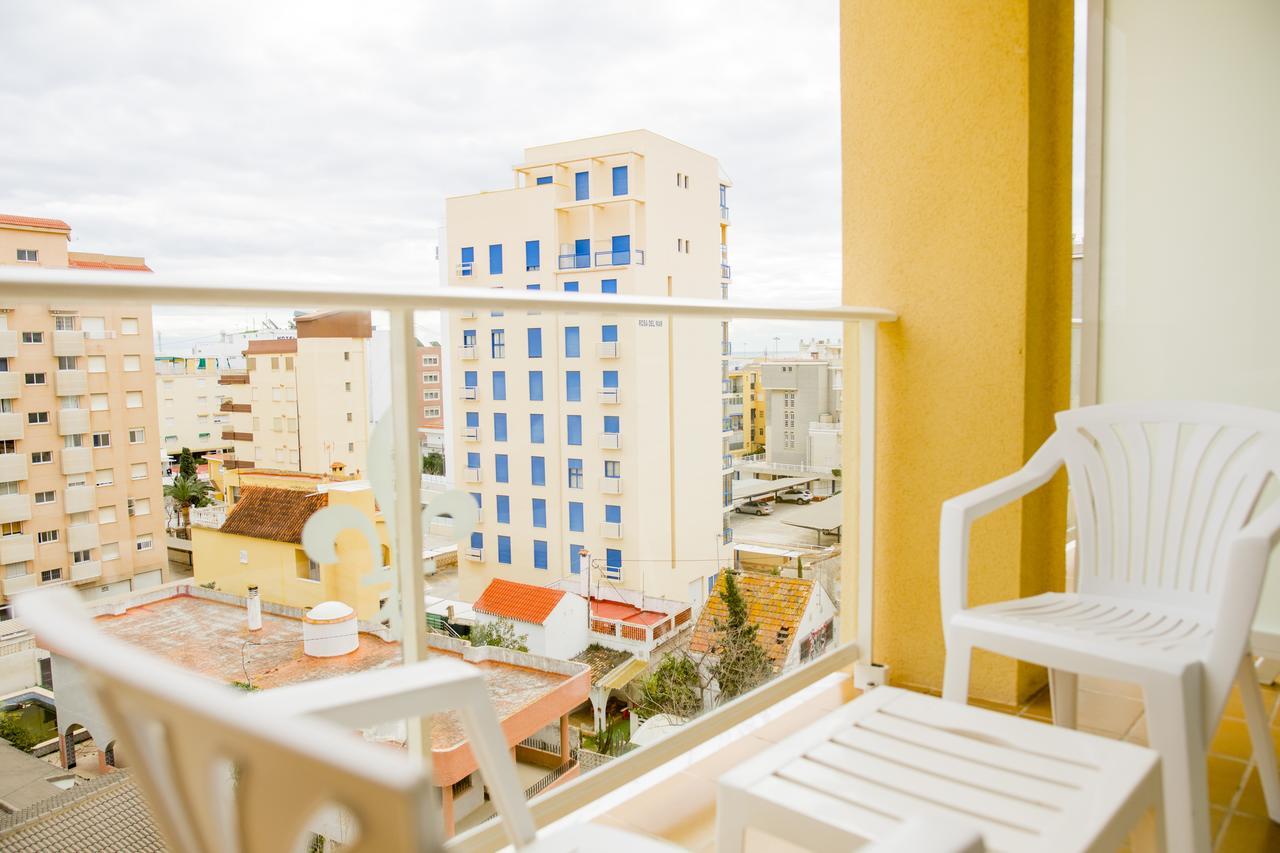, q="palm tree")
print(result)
[421,451,445,476]
[165,474,212,531]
